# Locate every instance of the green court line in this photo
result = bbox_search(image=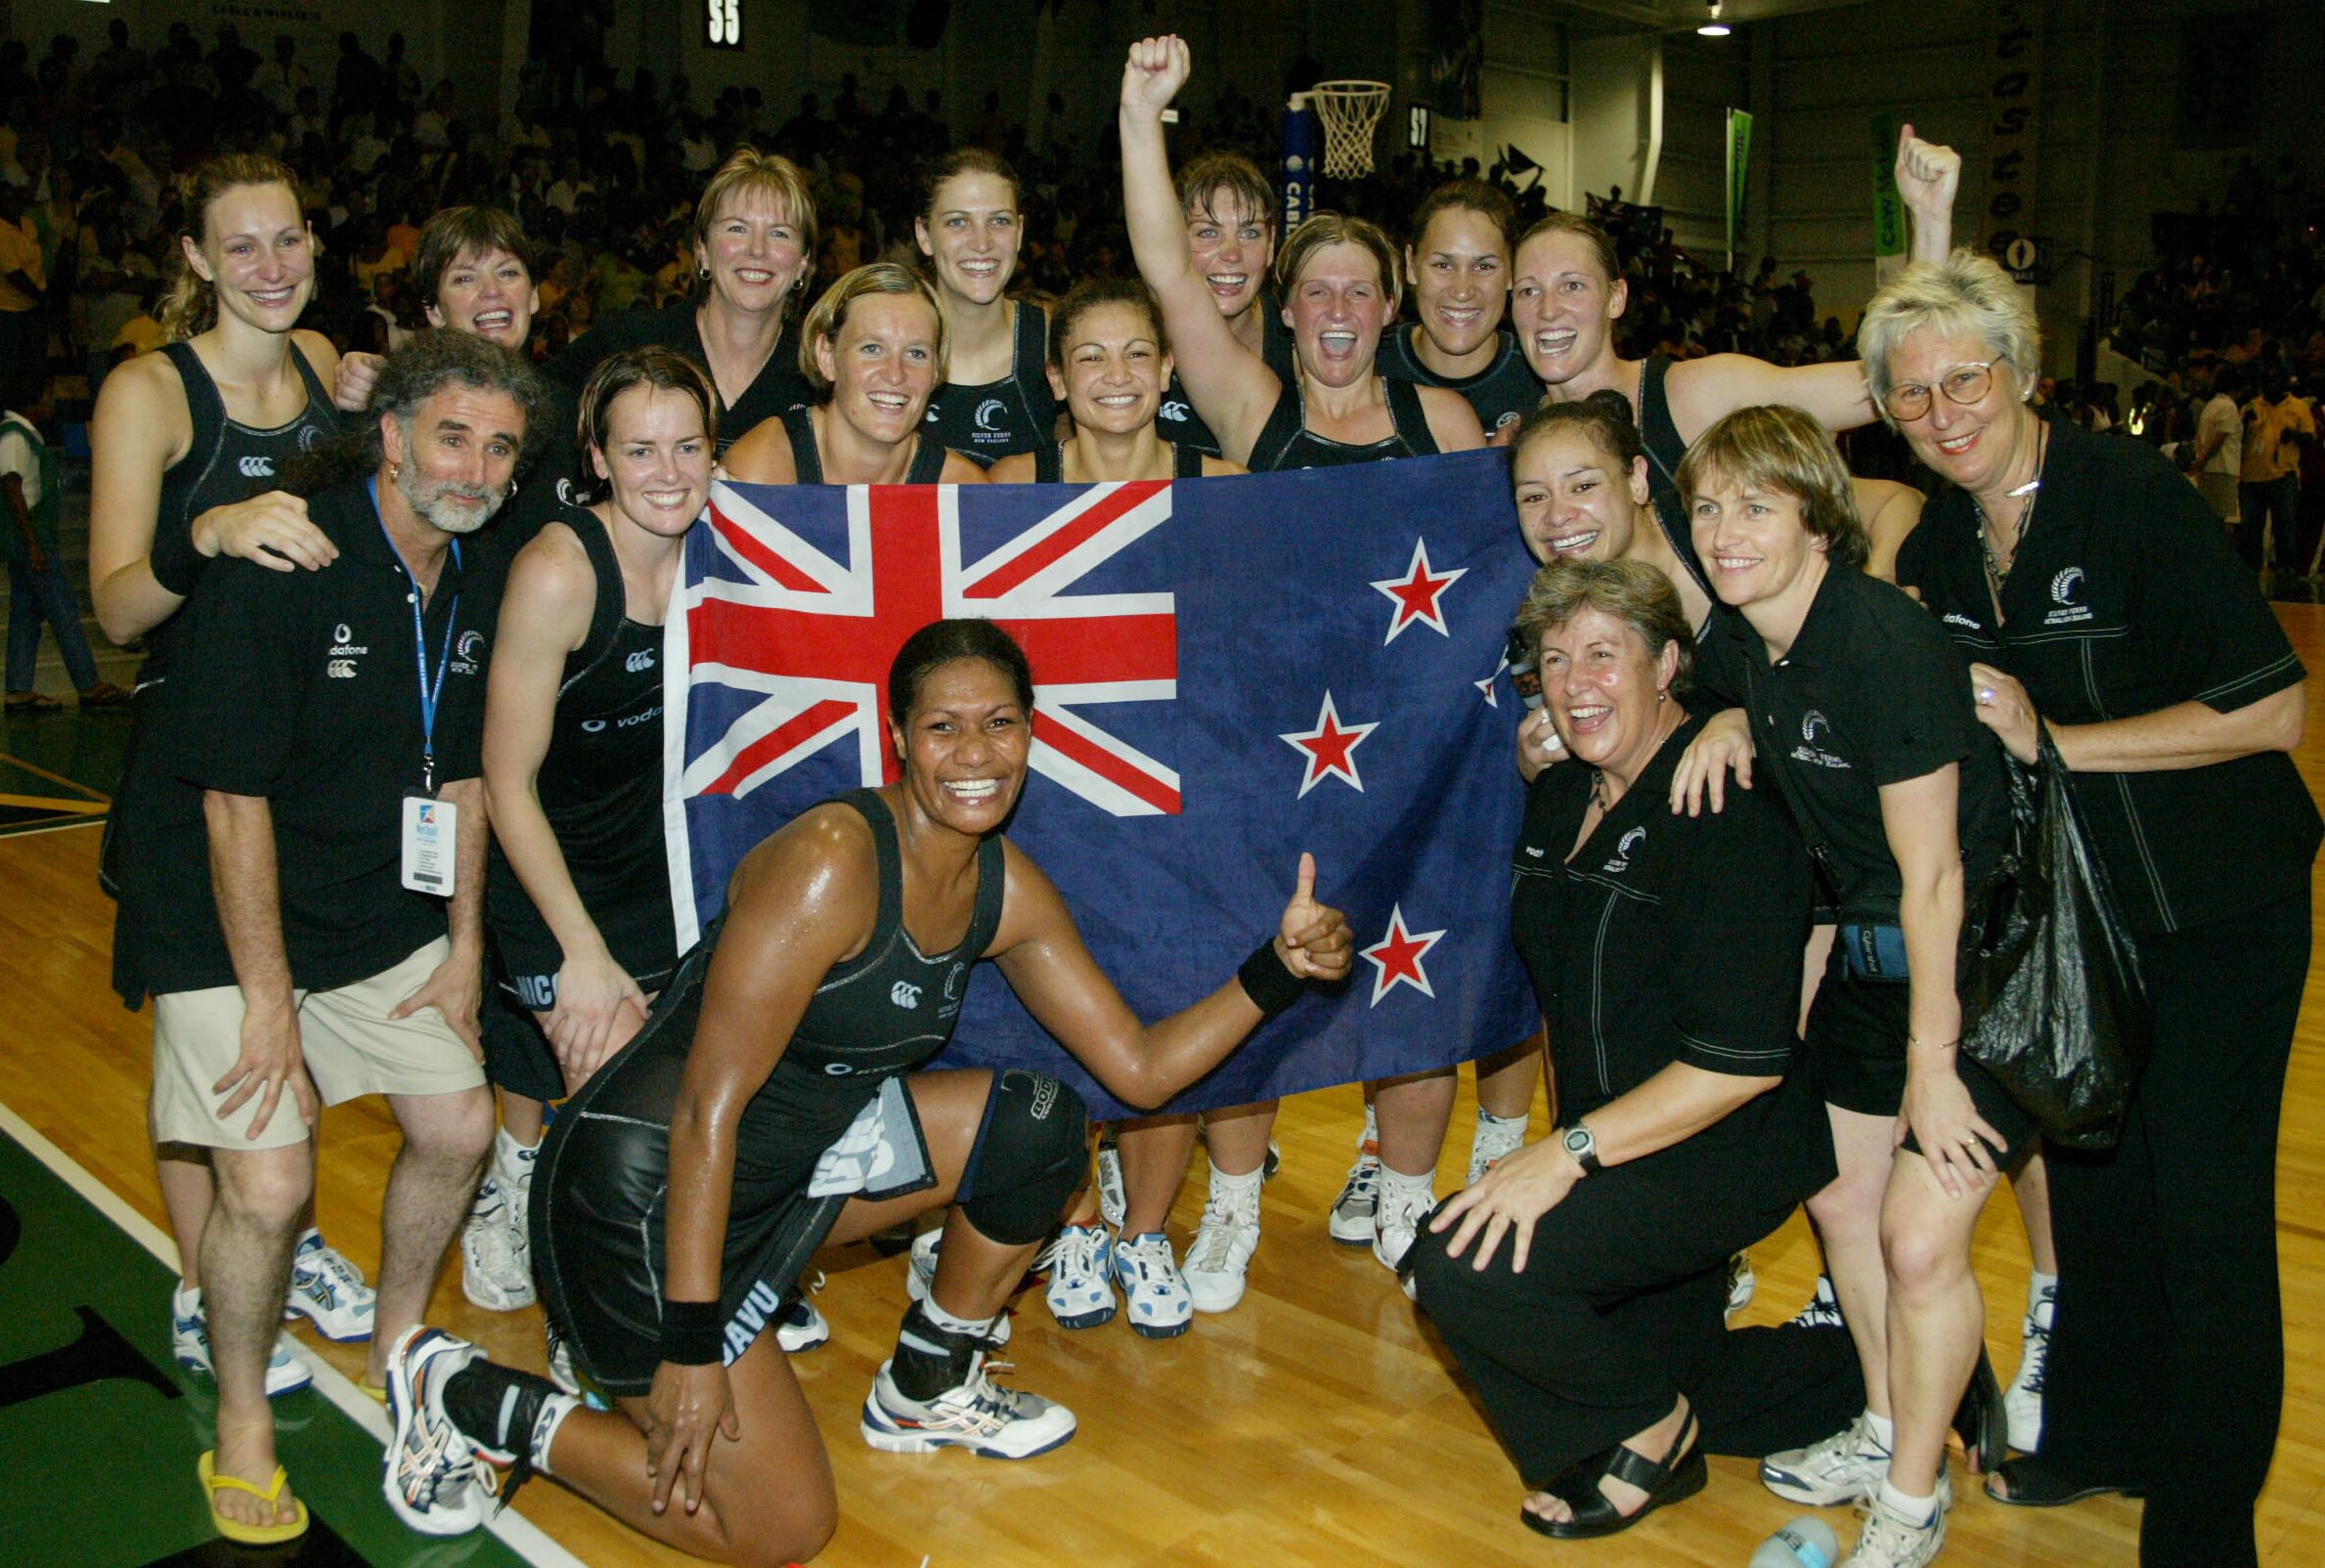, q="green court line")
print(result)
[0,1107,586,1568]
